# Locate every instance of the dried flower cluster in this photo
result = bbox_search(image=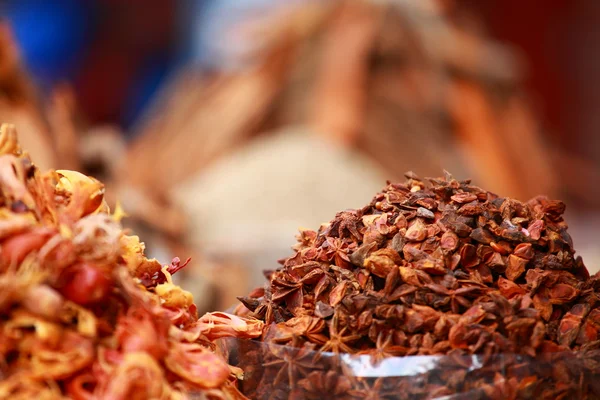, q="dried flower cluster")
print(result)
[0,124,263,399]
[236,171,600,398]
